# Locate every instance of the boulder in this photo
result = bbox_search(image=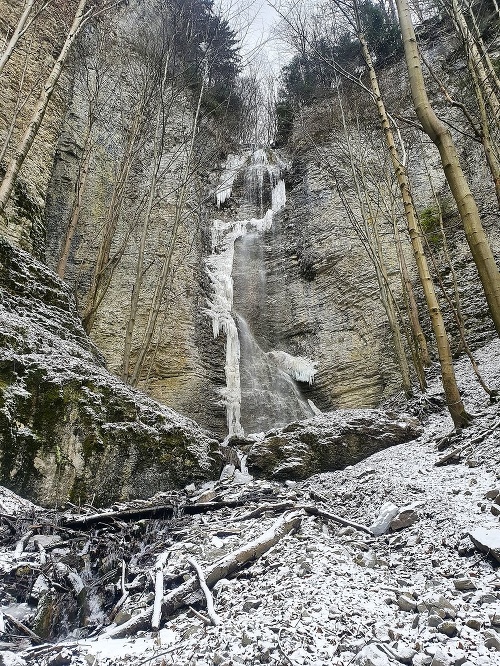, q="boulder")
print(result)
[390,508,419,531]
[245,410,422,480]
[469,526,500,563]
